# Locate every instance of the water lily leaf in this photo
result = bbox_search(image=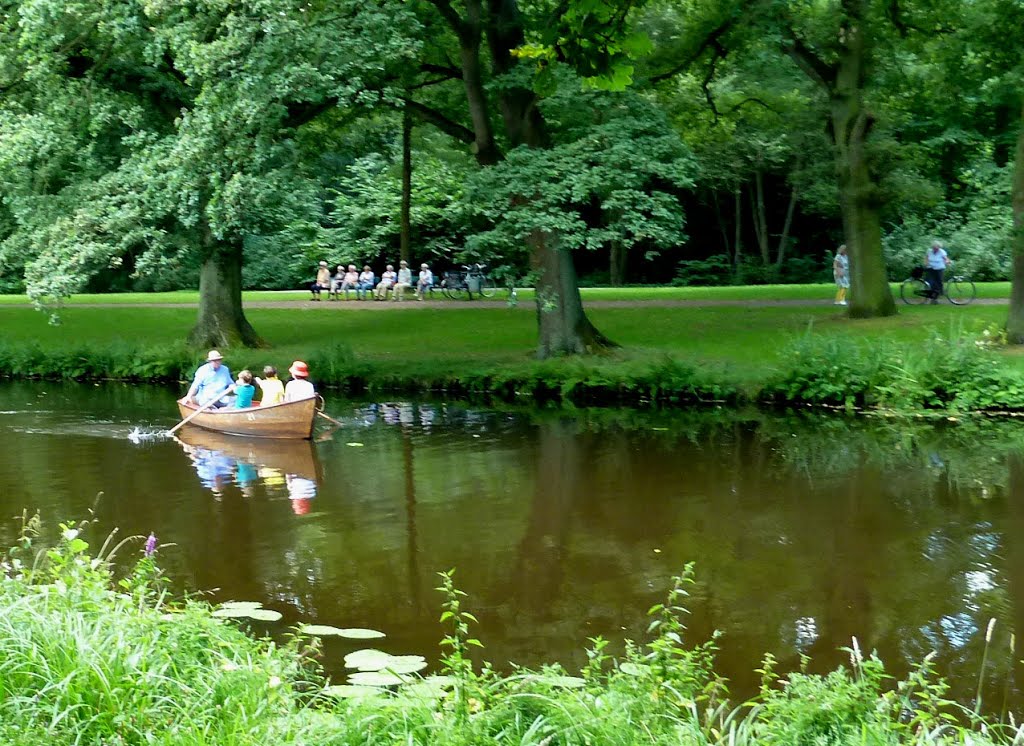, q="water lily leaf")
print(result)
[401,681,448,700]
[345,442,365,447]
[323,685,385,699]
[618,662,645,676]
[298,624,349,636]
[348,671,408,687]
[336,628,386,639]
[218,601,264,610]
[382,655,427,674]
[212,608,283,622]
[344,649,392,670]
